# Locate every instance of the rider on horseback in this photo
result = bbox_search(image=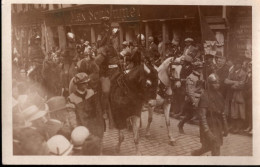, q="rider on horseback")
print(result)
[94,17,122,128]
[27,35,45,82]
